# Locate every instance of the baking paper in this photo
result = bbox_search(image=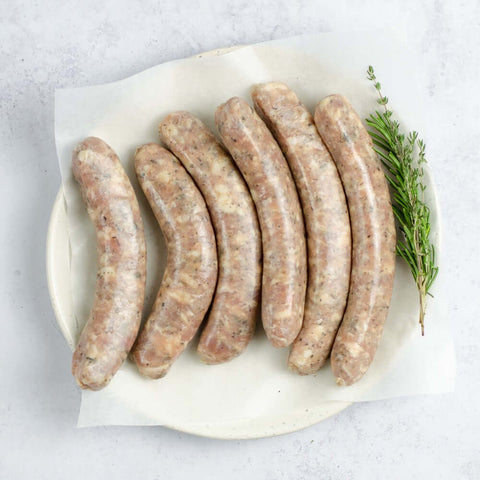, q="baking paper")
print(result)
[54,31,455,429]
